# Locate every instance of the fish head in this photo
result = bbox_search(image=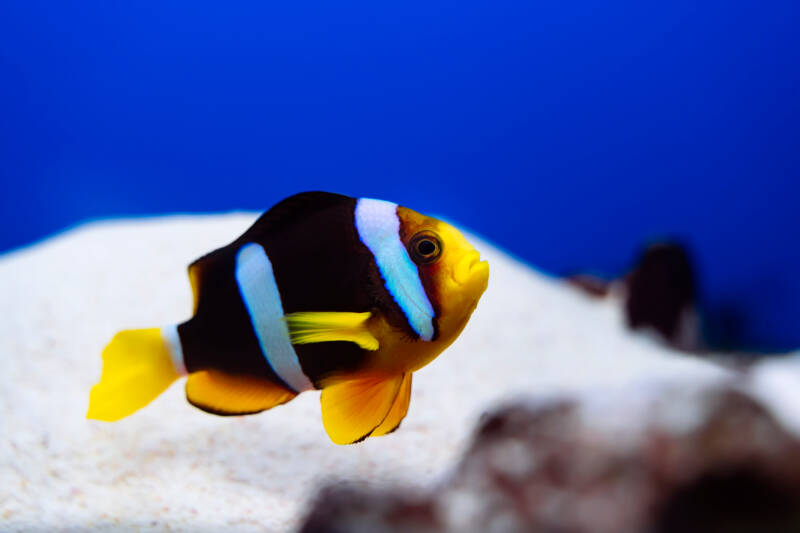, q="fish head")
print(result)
[397,207,489,358]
